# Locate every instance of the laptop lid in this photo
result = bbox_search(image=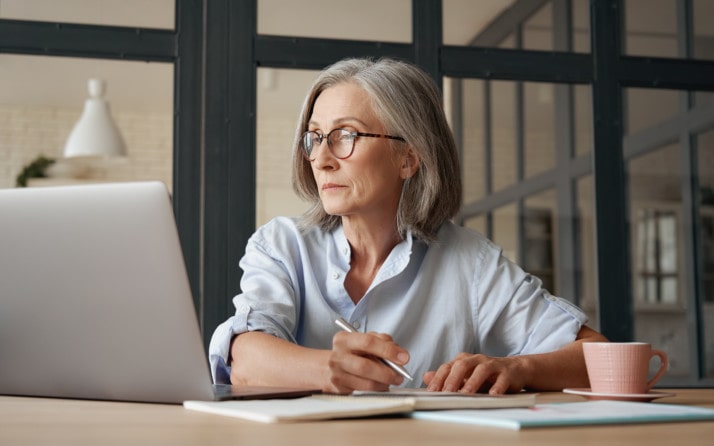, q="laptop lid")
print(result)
[0,181,215,404]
